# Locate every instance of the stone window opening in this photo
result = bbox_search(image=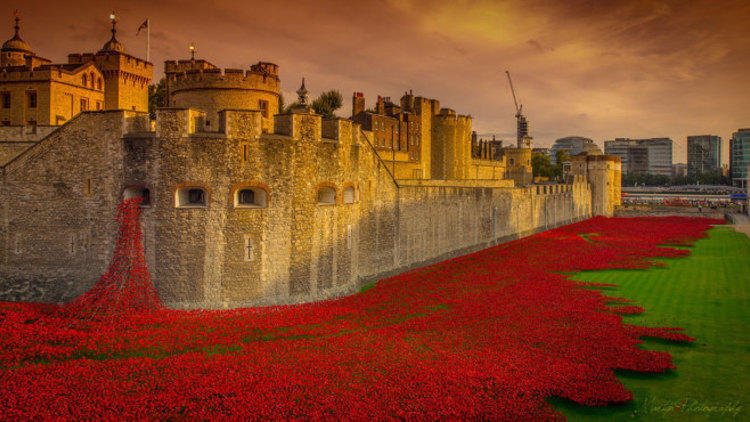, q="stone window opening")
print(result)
[343,186,356,204]
[124,186,151,206]
[259,100,269,118]
[175,186,208,208]
[317,186,336,205]
[85,178,93,196]
[89,72,95,88]
[69,234,76,255]
[244,236,253,261]
[241,144,250,162]
[347,225,352,249]
[82,74,87,86]
[1,92,9,108]
[14,237,20,254]
[234,187,267,208]
[26,91,37,108]
[188,189,204,204]
[97,78,103,90]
